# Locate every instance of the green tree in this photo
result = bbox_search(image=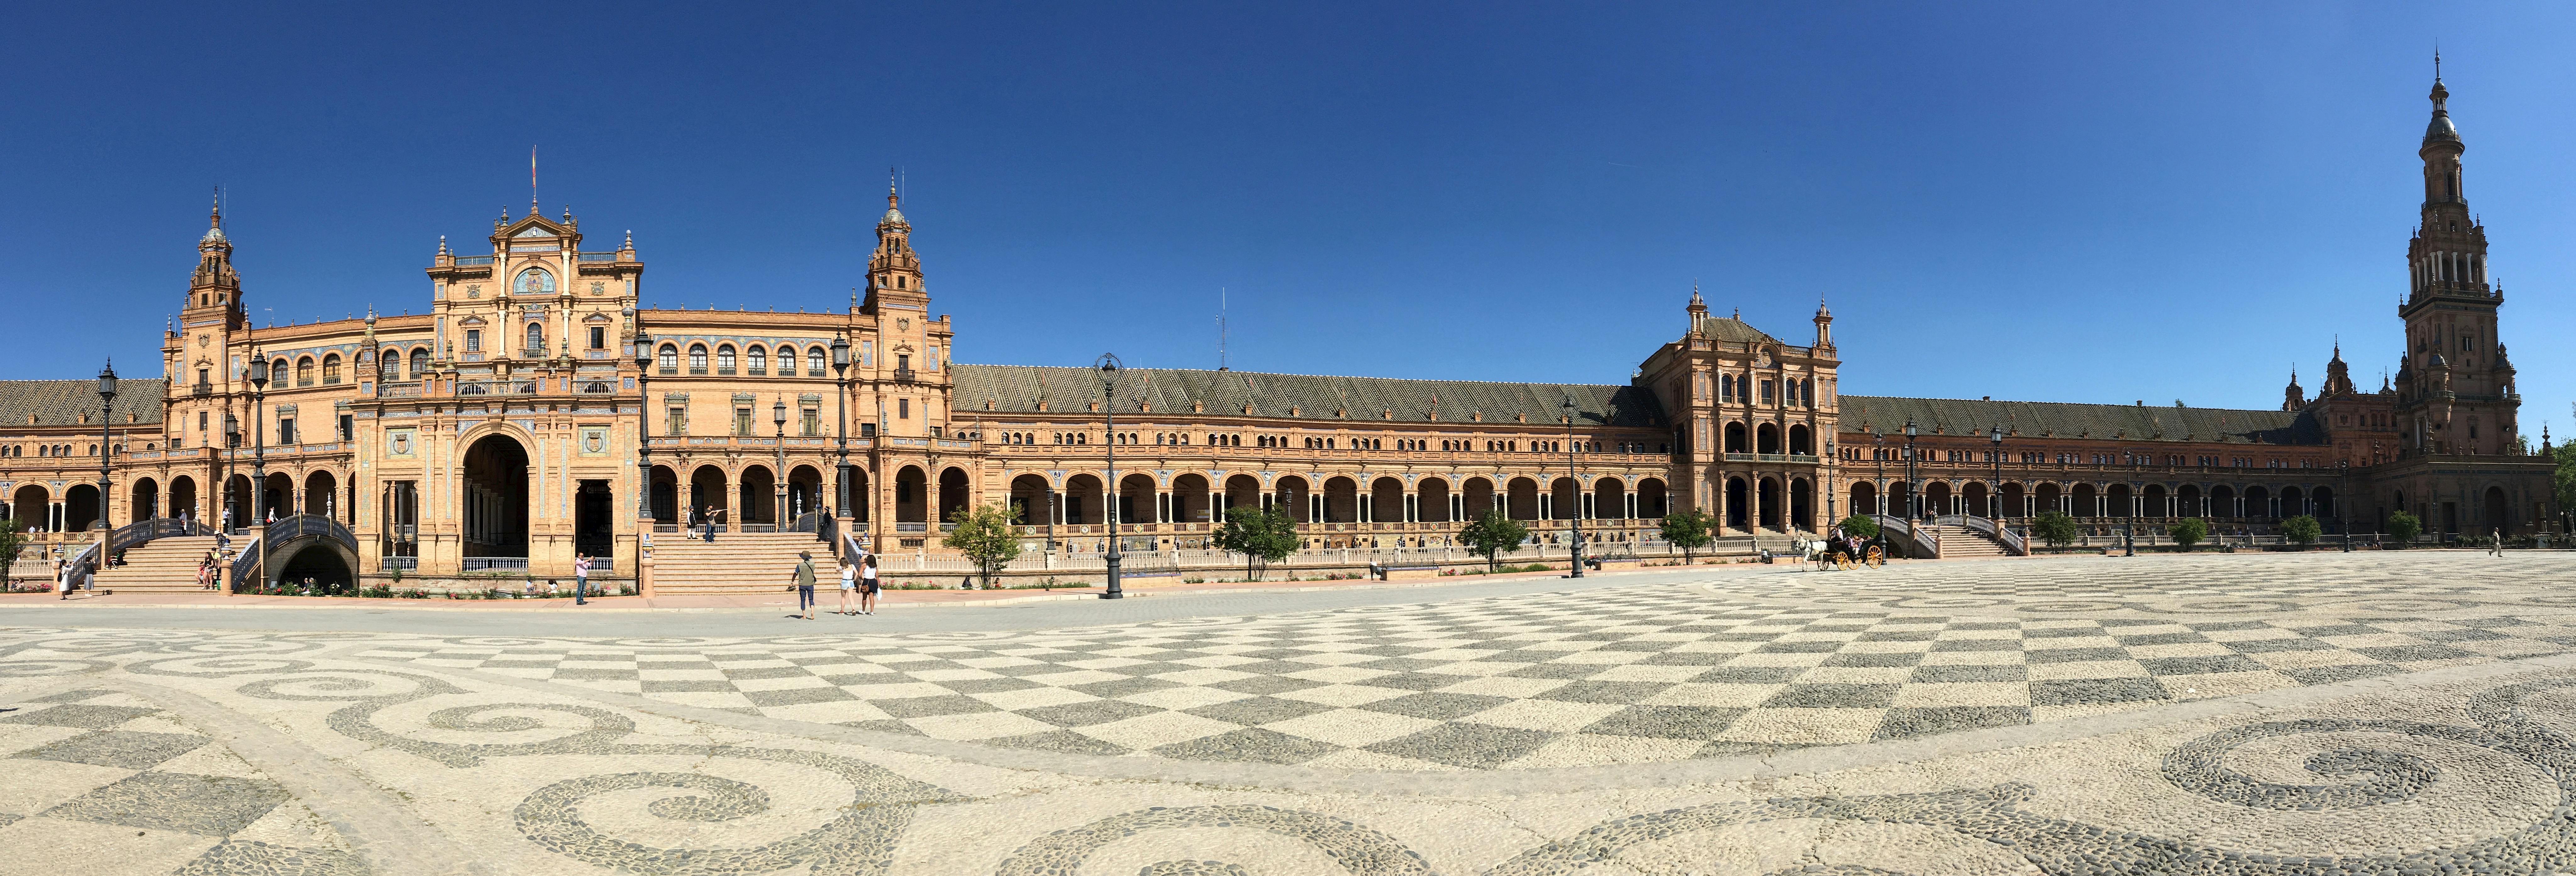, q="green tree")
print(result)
[941,501,1024,589]
[2282,514,2323,545]
[1458,508,1530,573]
[2168,517,2208,549]
[2555,443,2576,531]
[2031,511,2080,548]
[1837,514,1880,540]
[1213,505,1299,580]
[1658,508,1715,564]
[2387,510,2423,546]
[0,520,21,589]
